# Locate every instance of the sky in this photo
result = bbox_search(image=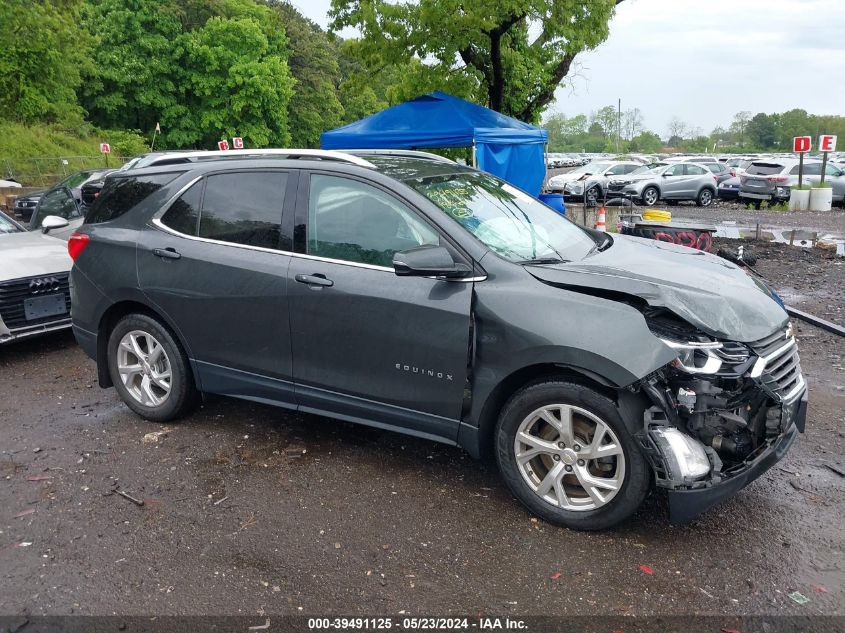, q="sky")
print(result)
[292,0,845,137]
